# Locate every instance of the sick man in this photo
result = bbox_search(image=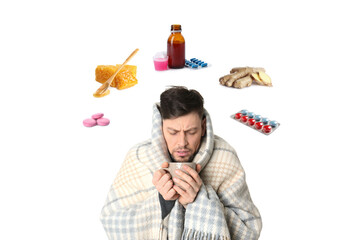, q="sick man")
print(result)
[100,86,262,240]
